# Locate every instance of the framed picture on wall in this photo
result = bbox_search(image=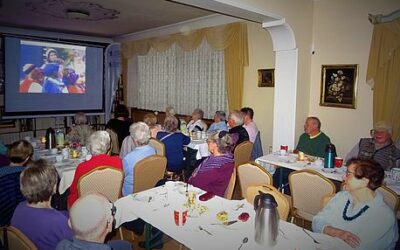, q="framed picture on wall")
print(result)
[258,68,274,87]
[320,64,358,109]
